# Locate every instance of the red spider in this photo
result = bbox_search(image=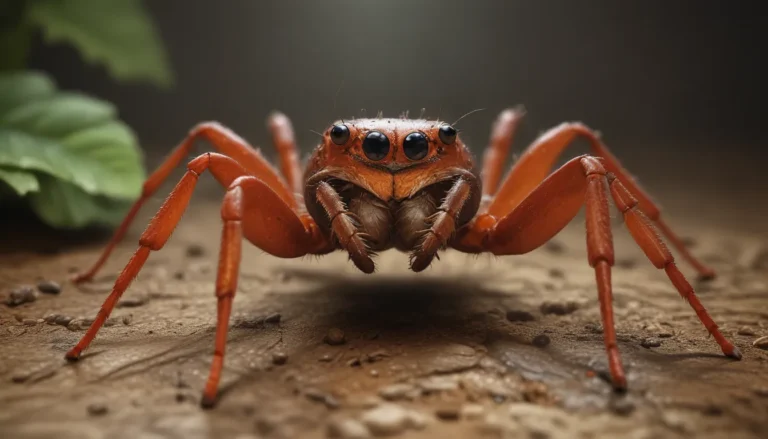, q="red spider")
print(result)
[67,108,742,408]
